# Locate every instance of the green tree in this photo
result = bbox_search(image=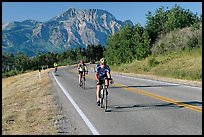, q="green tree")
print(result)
[105,25,135,65]
[165,5,200,32]
[145,5,200,45]
[14,52,30,72]
[76,47,83,61]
